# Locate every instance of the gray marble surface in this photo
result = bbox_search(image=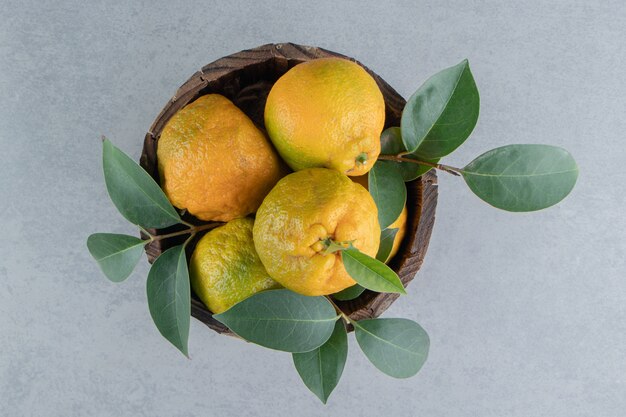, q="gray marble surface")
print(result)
[1,0,624,415]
